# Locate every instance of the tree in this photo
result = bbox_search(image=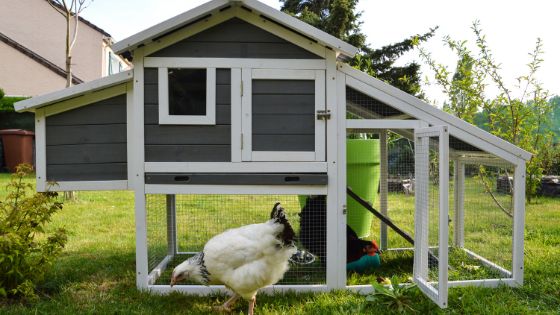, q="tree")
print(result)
[47,0,93,201]
[47,0,93,87]
[280,0,436,97]
[547,95,560,141]
[420,21,554,201]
